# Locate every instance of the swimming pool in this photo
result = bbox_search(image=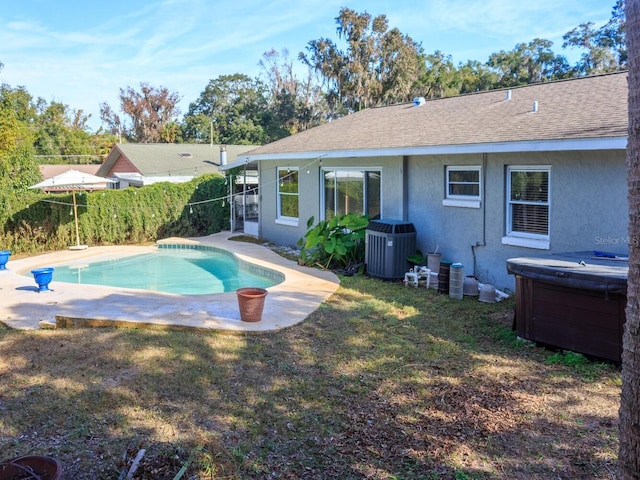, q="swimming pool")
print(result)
[46,244,284,295]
